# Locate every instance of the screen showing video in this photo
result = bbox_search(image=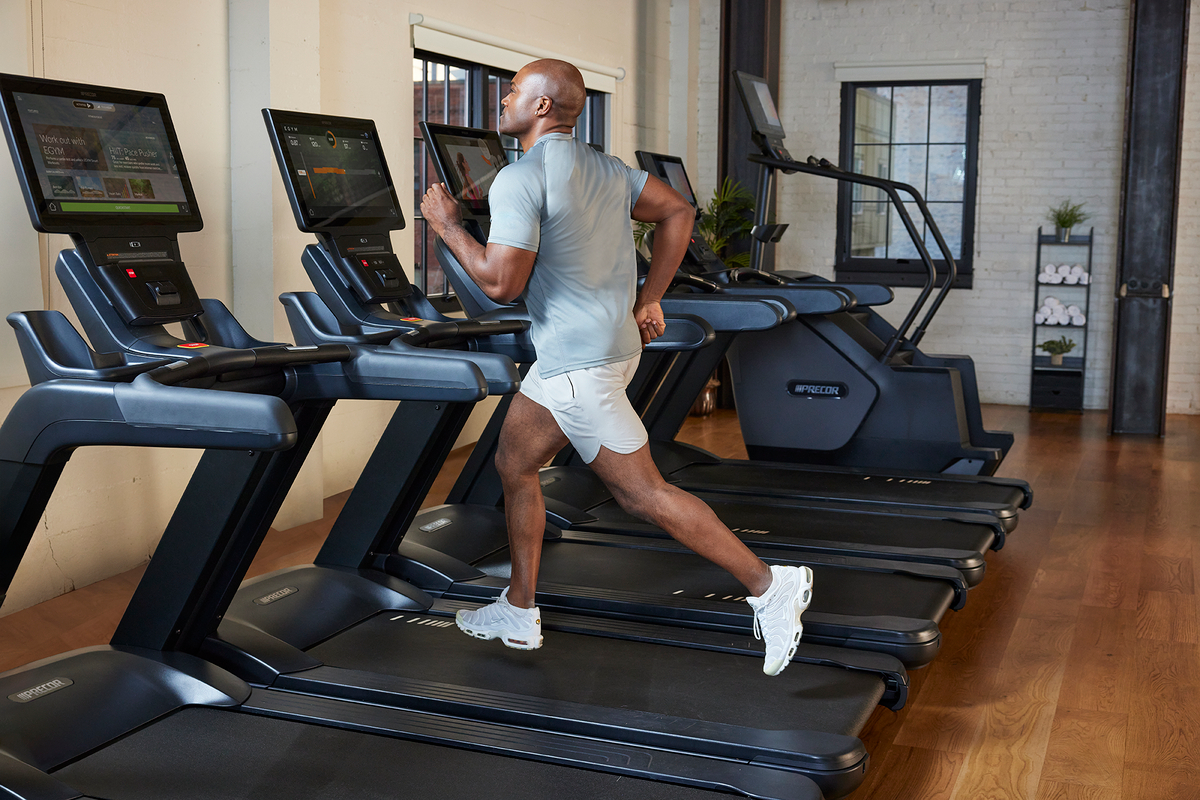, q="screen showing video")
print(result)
[278,122,400,225]
[11,91,191,216]
[433,133,508,205]
[753,81,782,129]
